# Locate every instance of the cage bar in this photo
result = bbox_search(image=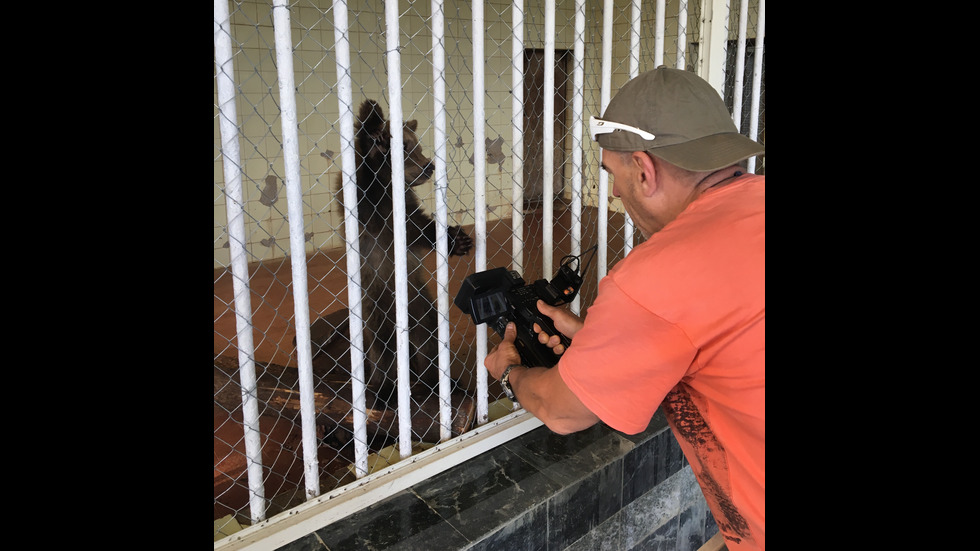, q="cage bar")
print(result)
[542,0,556,278]
[677,0,688,69]
[214,0,267,523]
[473,0,489,426]
[570,0,585,315]
[597,0,613,279]
[630,0,641,77]
[272,0,321,502]
[380,0,414,460]
[748,0,764,174]
[699,0,730,93]
[431,0,454,442]
[654,0,665,66]
[732,0,749,131]
[623,0,642,258]
[511,1,525,276]
[332,0,370,478]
